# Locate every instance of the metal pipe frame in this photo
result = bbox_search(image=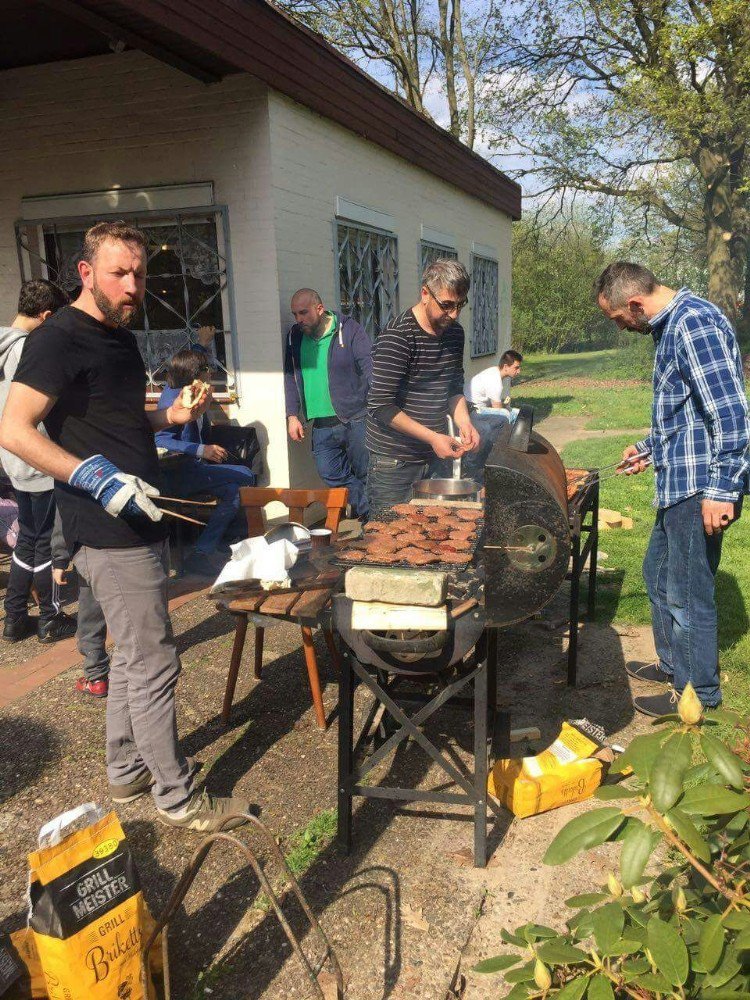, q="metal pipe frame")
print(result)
[140,814,344,999]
